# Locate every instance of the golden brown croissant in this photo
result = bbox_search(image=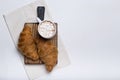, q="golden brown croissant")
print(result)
[18,24,39,60]
[35,37,58,72]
